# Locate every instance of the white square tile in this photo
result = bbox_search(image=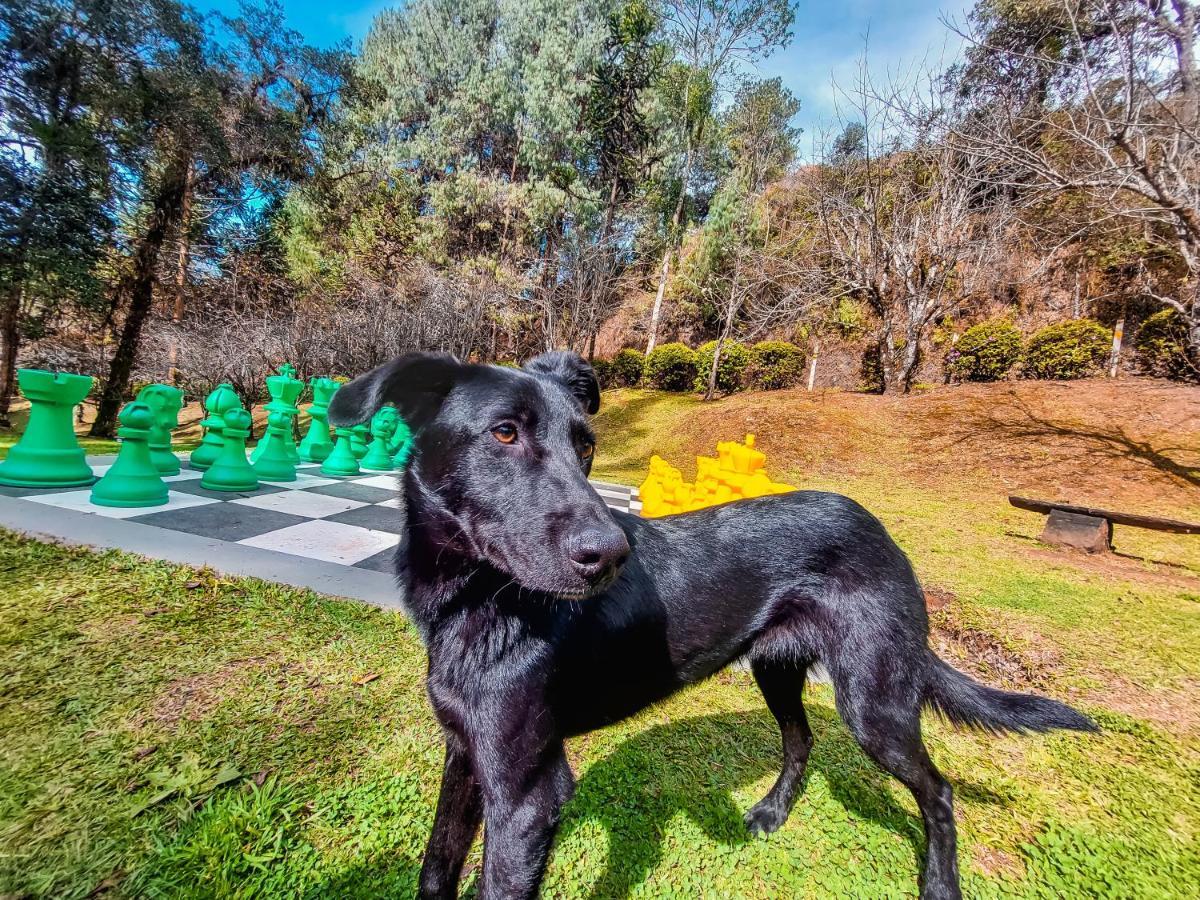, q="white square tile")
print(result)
[24,488,218,518]
[260,472,340,490]
[238,519,399,564]
[353,474,402,490]
[229,491,365,518]
[374,497,405,510]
